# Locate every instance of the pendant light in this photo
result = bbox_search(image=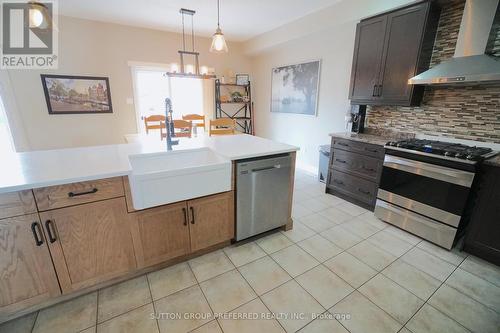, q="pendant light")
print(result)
[210,0,228,53]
